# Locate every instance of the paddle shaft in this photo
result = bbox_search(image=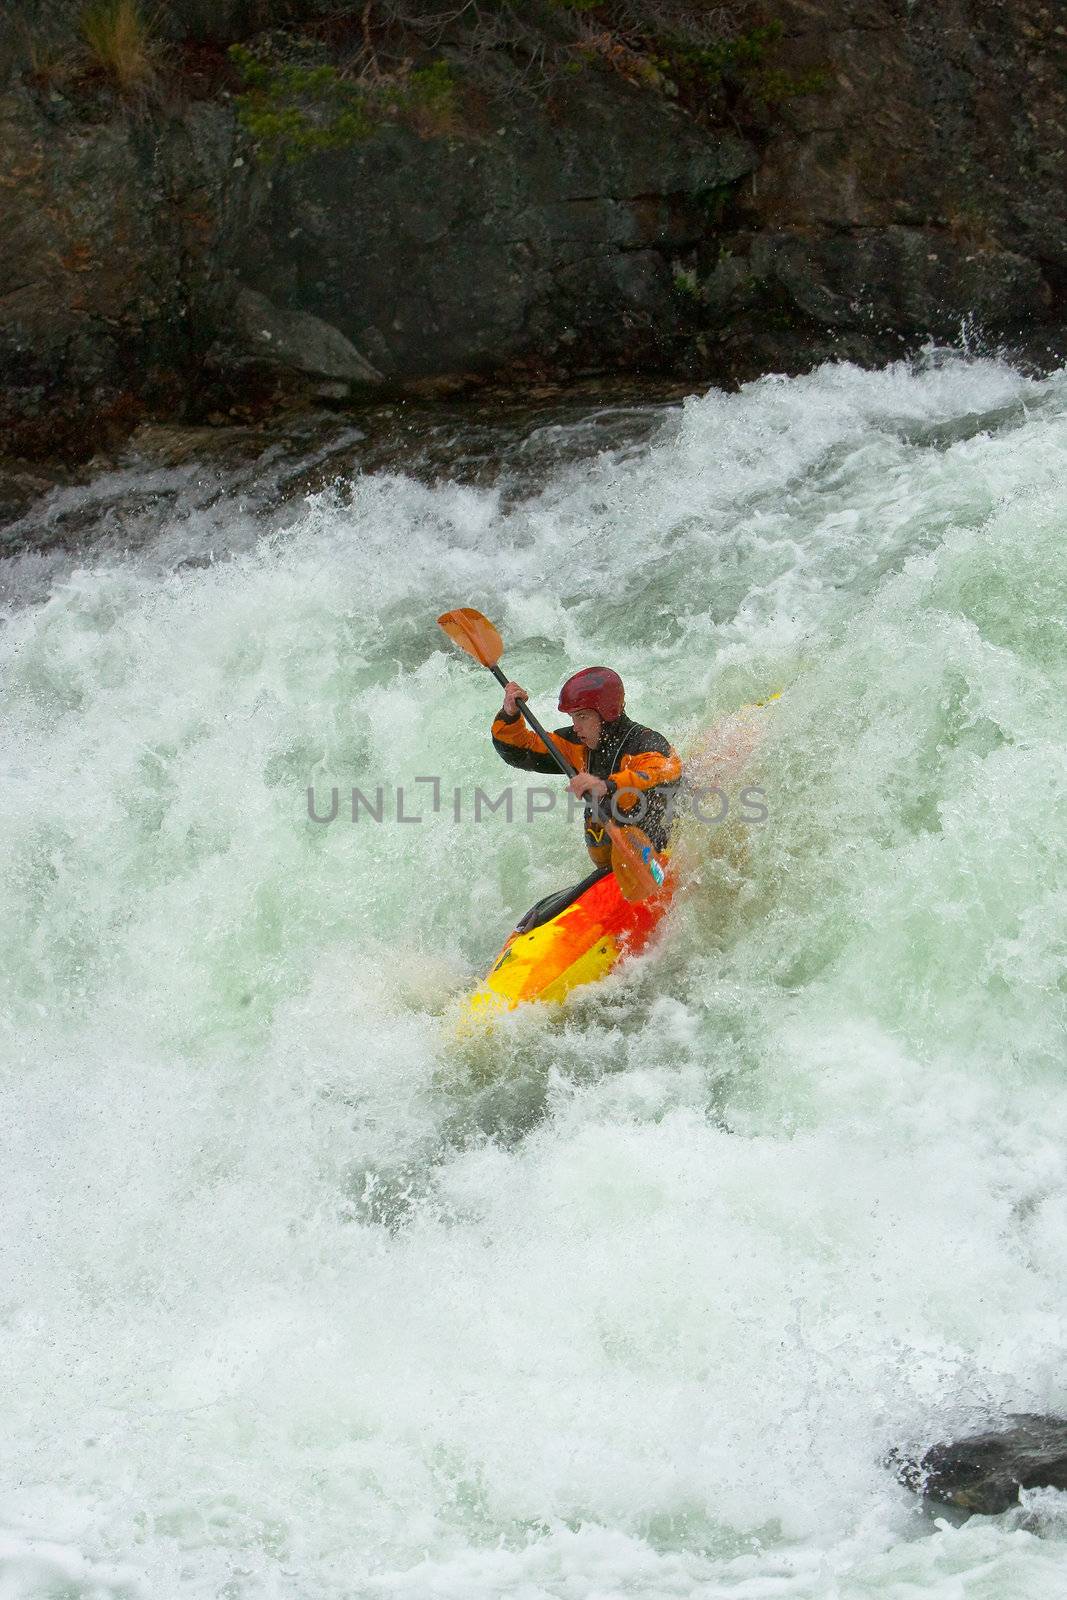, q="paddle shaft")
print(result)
[486,663,579,781]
